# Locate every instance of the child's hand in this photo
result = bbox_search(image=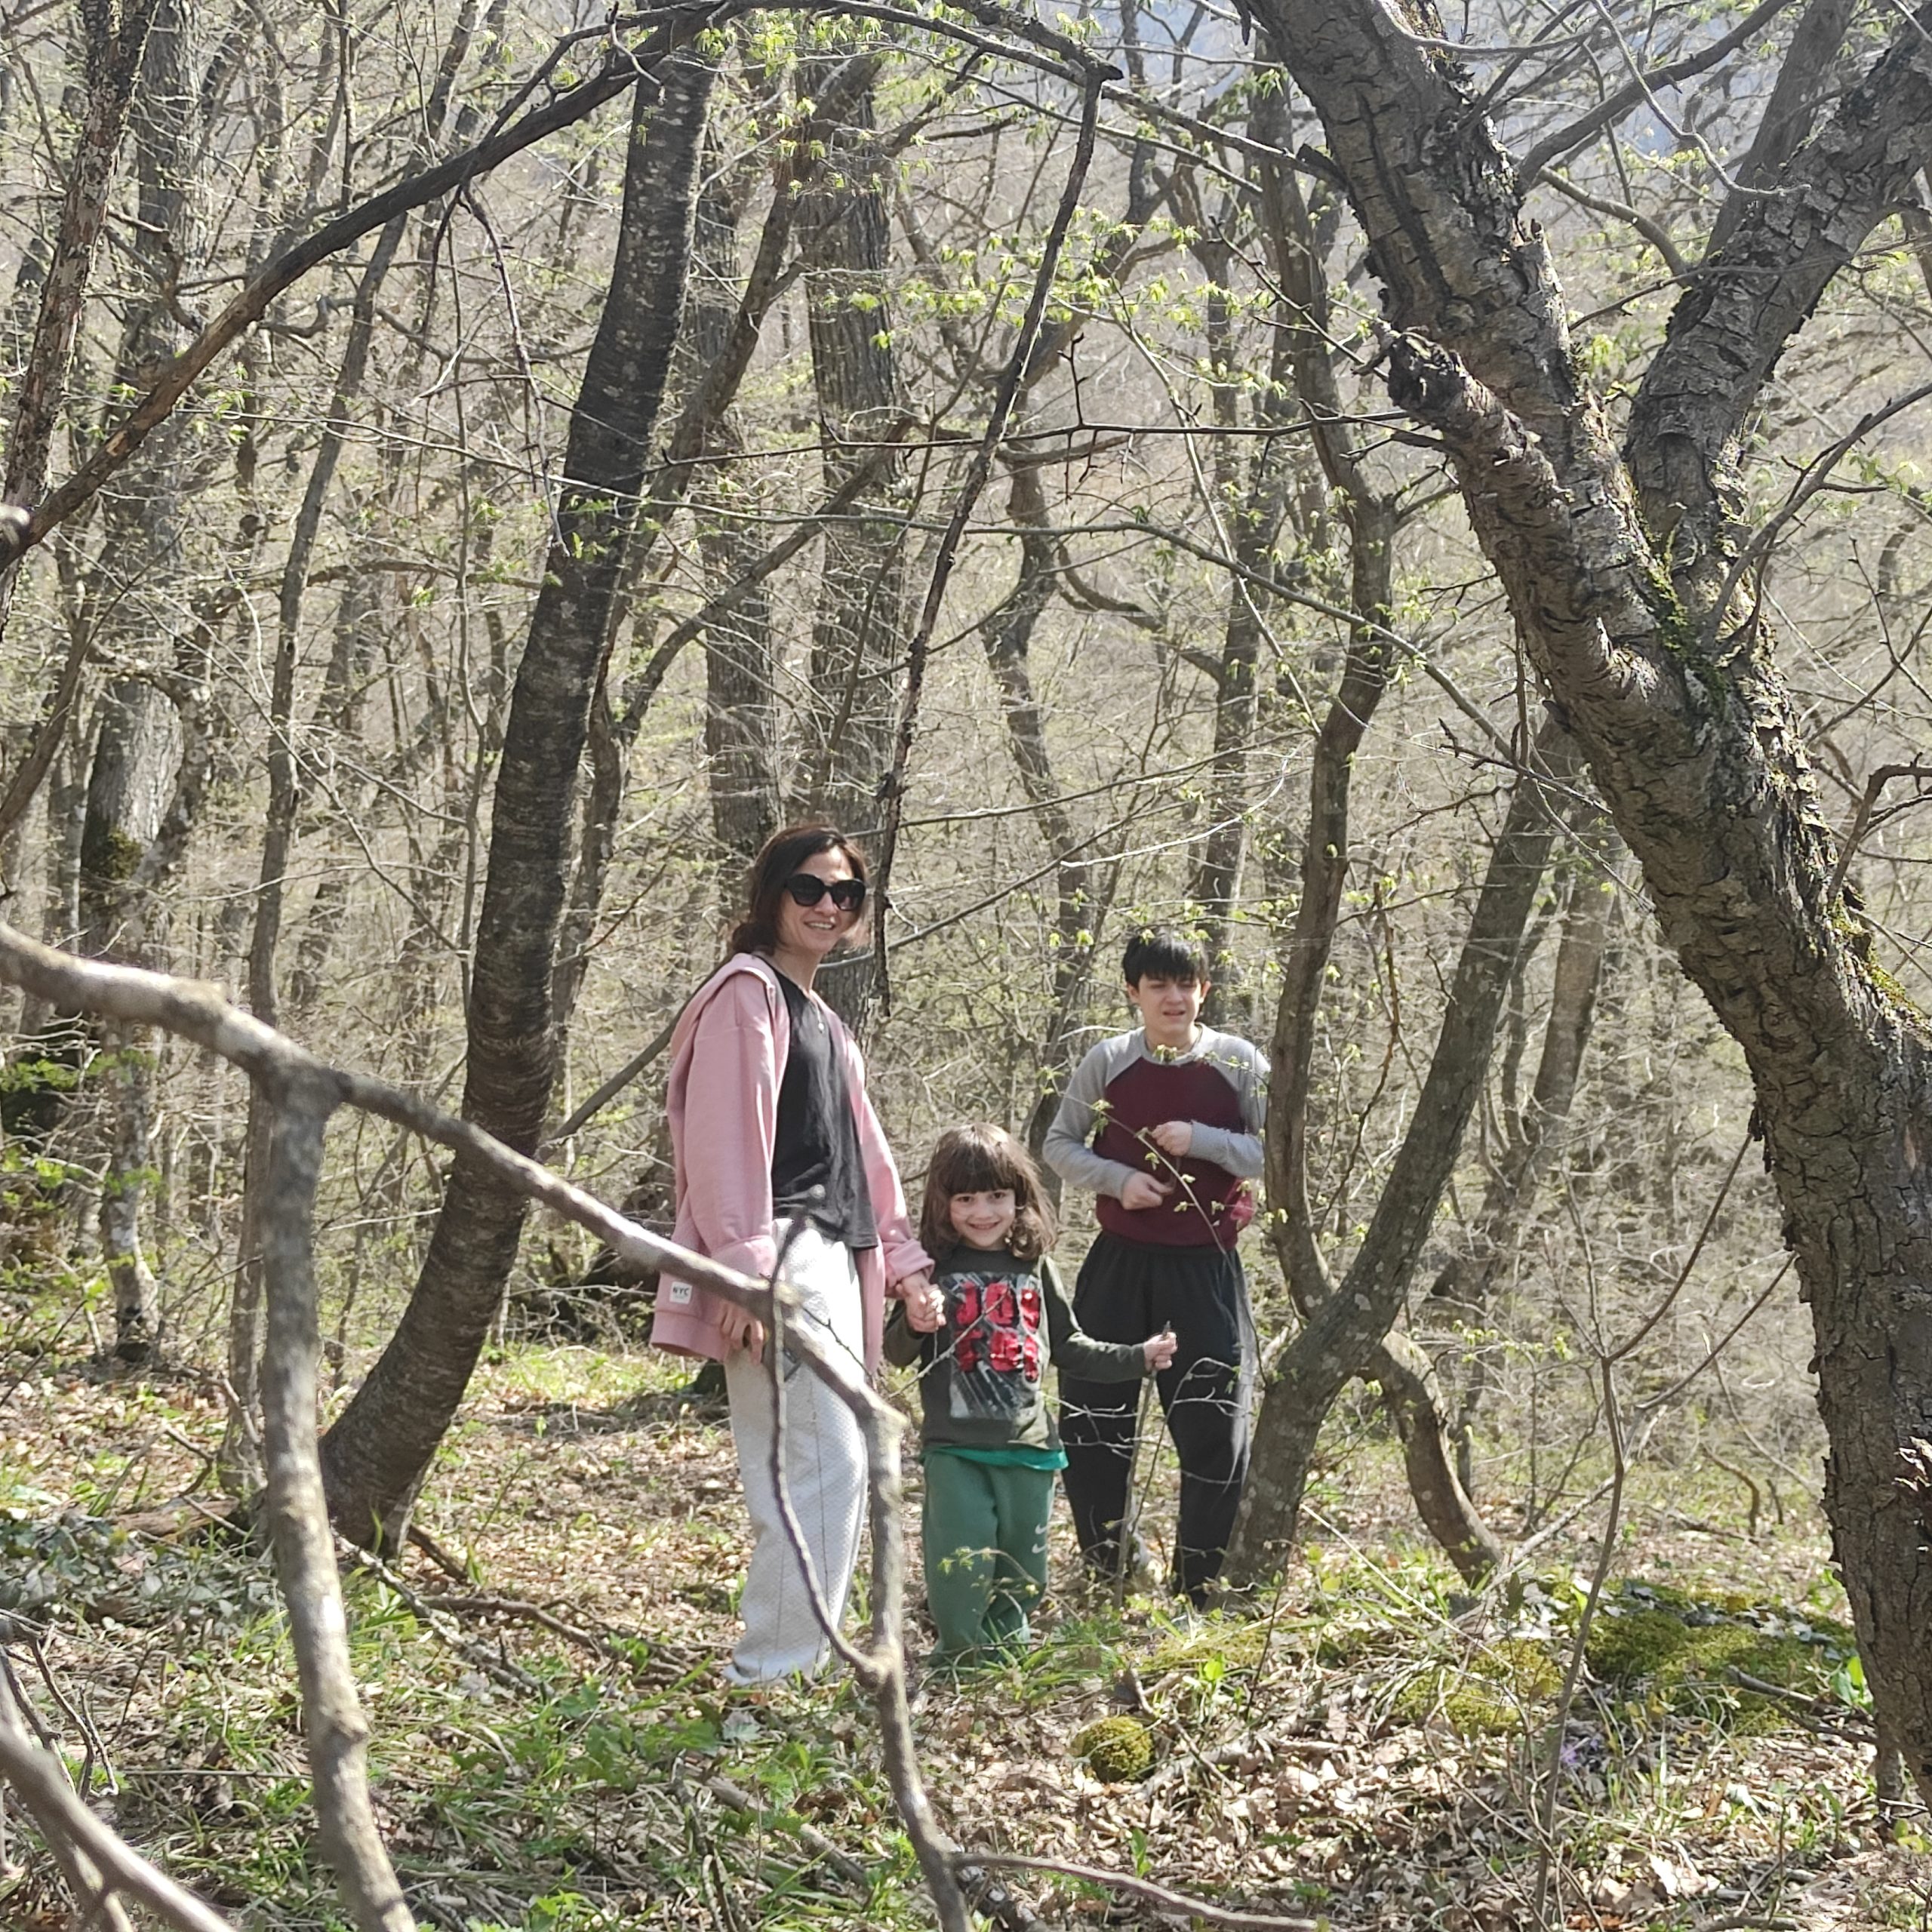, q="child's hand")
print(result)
[900,1275,945,1332]
[1143,1326,1177,1371]
[1120,1171,1174,1211]
[1147,1120,1194,1158]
